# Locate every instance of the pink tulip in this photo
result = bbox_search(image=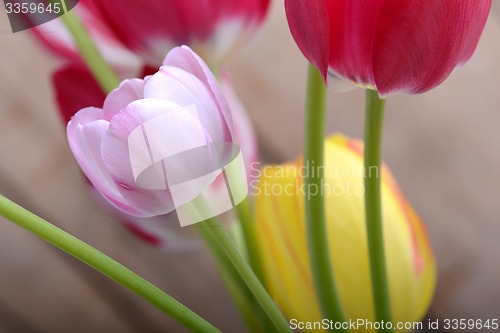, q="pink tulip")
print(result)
[33,1,263,241]
[285,0,492,96]
[72,69,258,246]
[63,61,257,243]
[88,184,200,249]
[67,46,237,218]
[219,73,259,183]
